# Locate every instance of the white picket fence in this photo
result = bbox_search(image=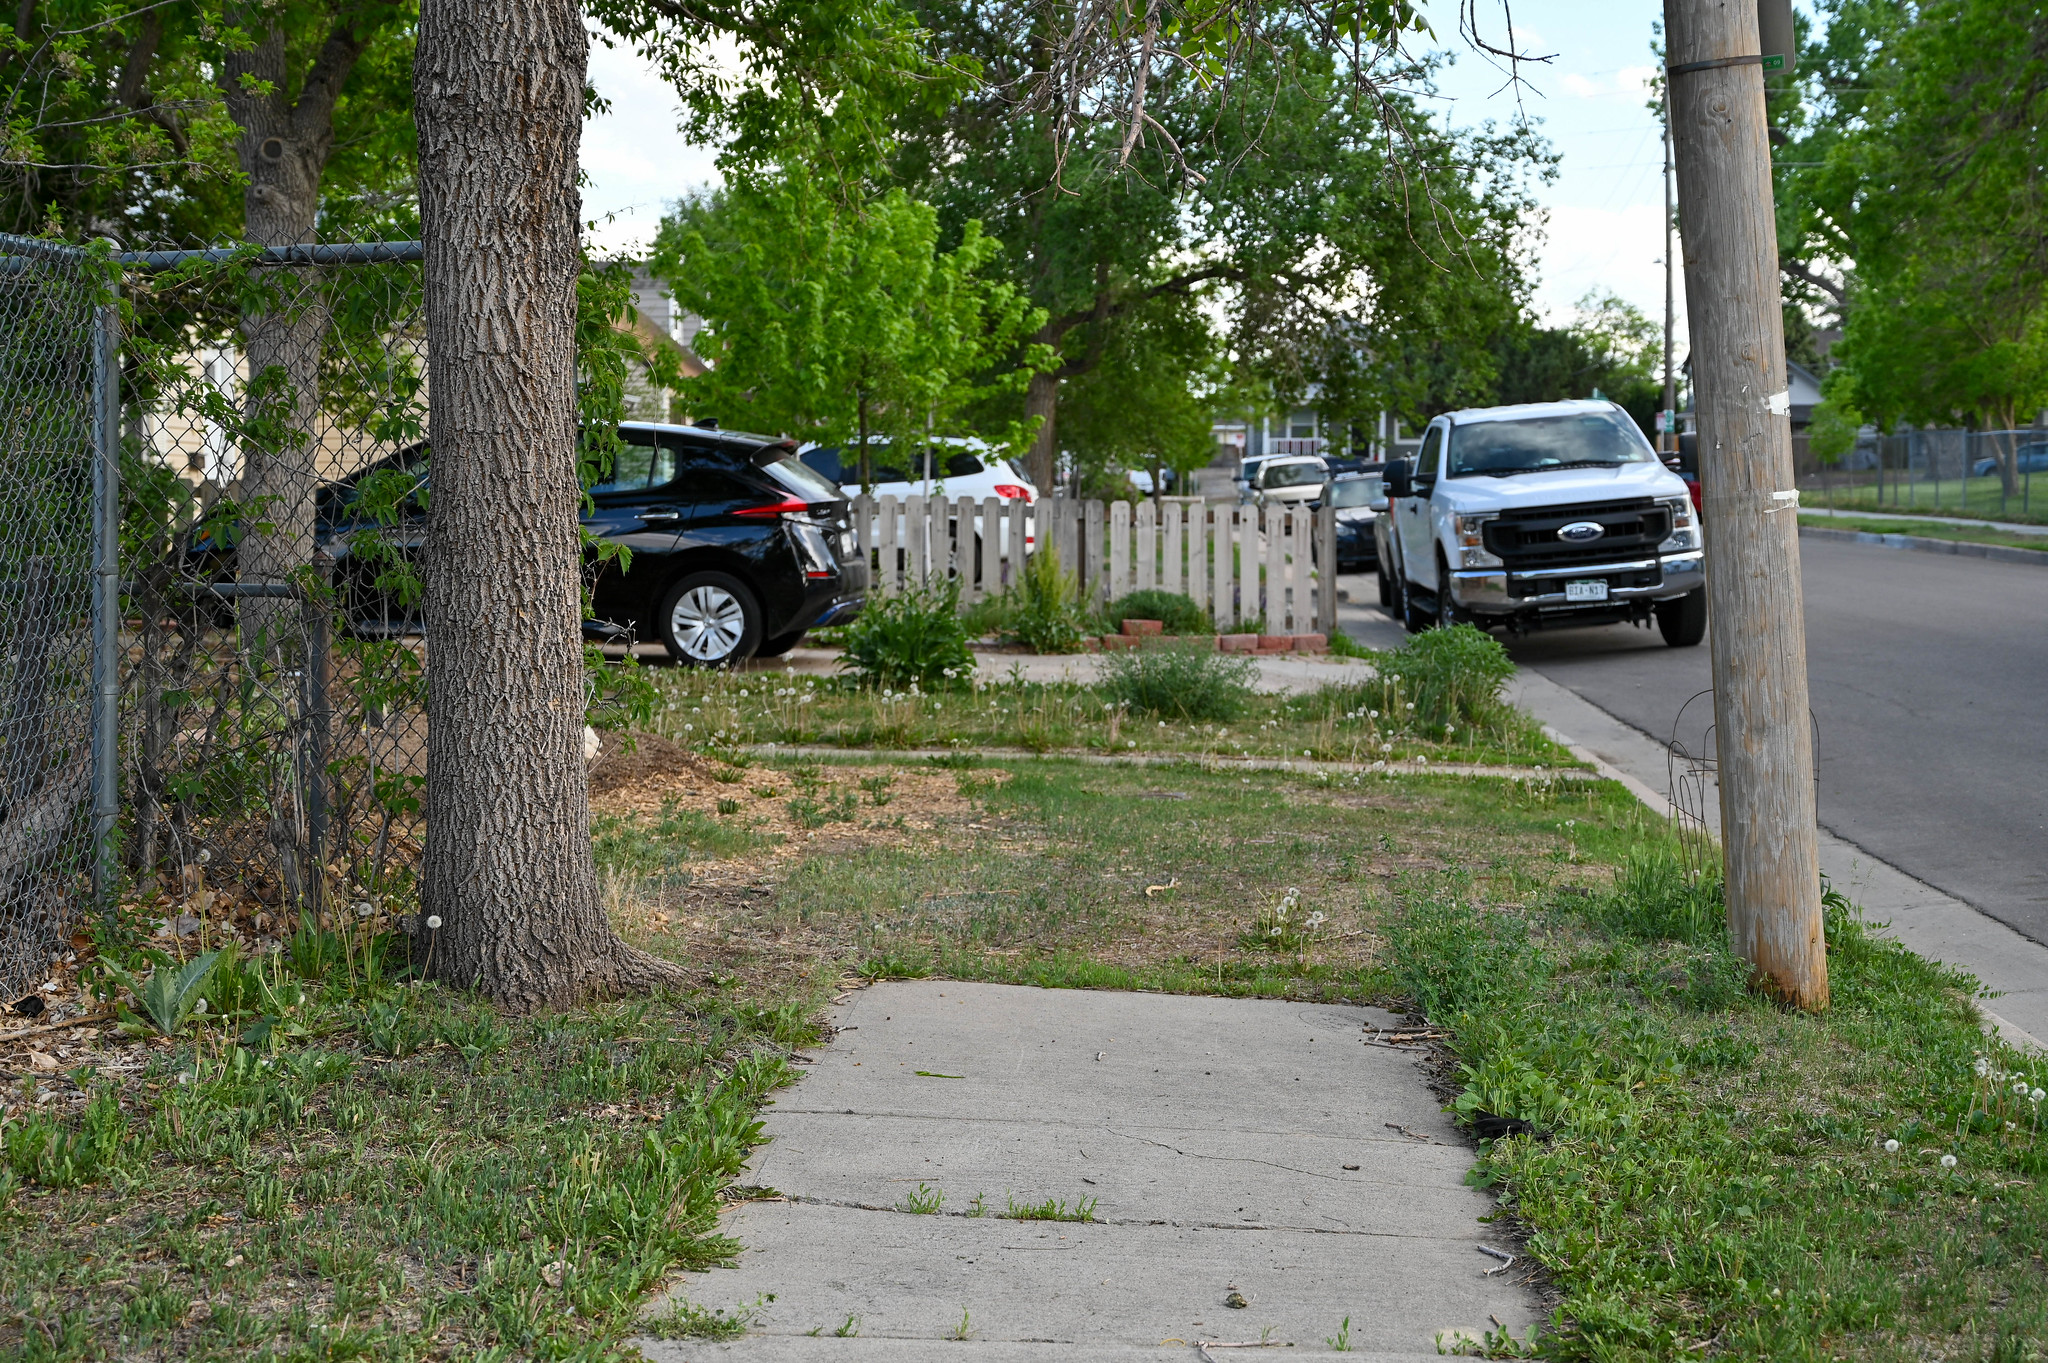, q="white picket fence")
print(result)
[849,494,1338,634]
